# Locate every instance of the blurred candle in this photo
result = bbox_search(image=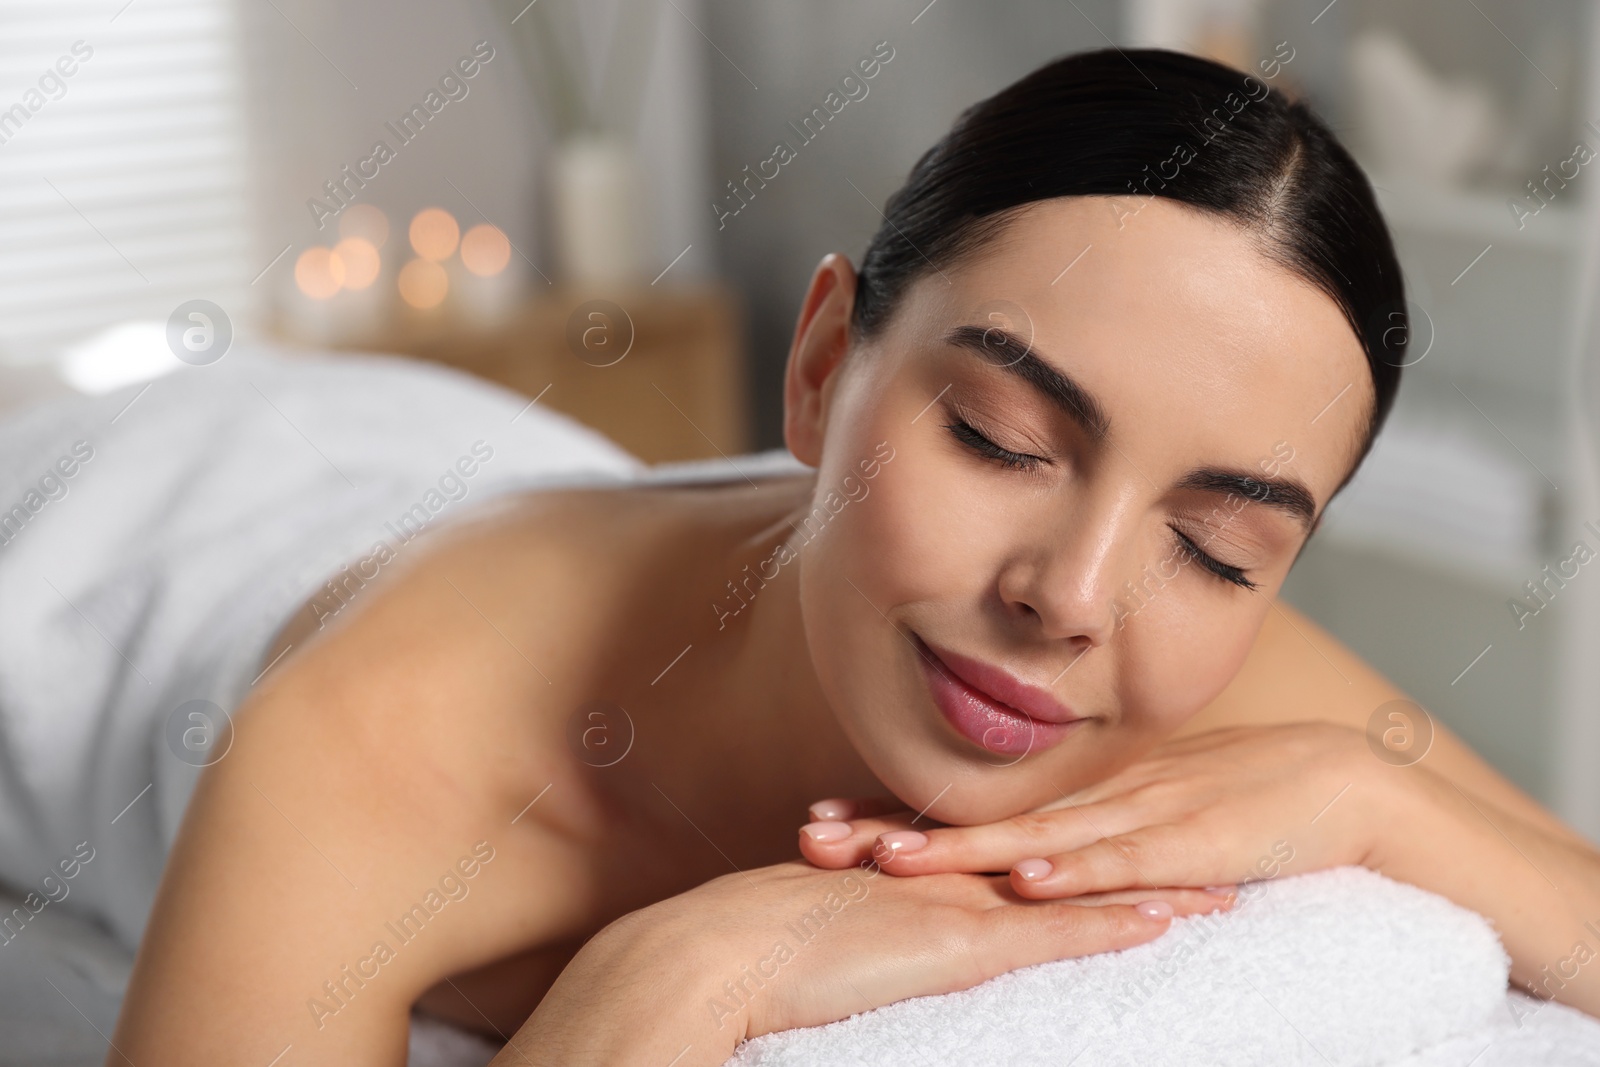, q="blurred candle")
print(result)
[282,245,346,342]
[334,237,382,290]
[460,224,511,276]
[410,208,459,261]
[454,223,520,328]
[330,236,387,336]
[398,257,449,311]
[294,247,344,299]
